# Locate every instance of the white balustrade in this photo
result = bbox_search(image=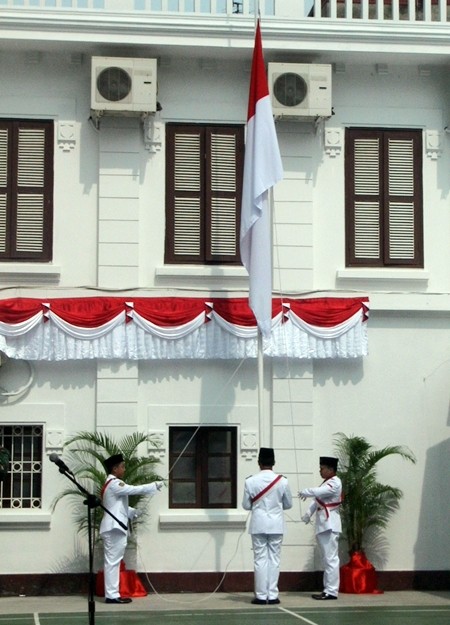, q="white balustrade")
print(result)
[0,0,447,22]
